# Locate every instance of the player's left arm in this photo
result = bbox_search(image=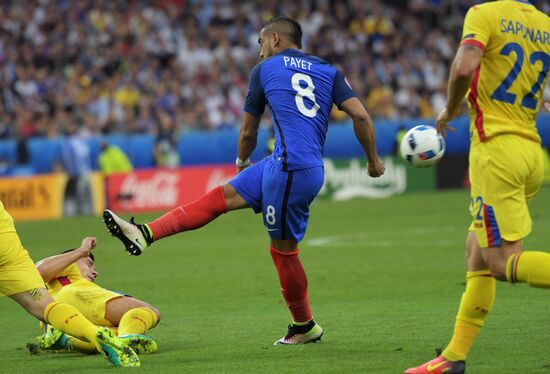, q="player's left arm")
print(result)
[236,112,261,173]
[36,237,96,282]
[333,70,384,177]
[340,98,385,178]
